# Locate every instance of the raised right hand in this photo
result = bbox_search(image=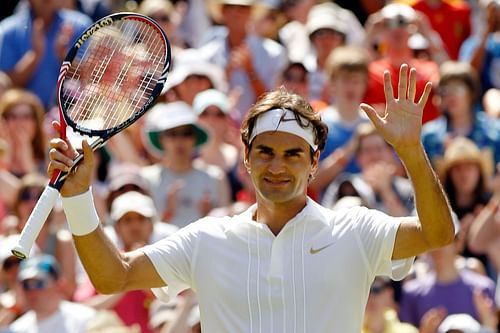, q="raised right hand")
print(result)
[47,121,94,197]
